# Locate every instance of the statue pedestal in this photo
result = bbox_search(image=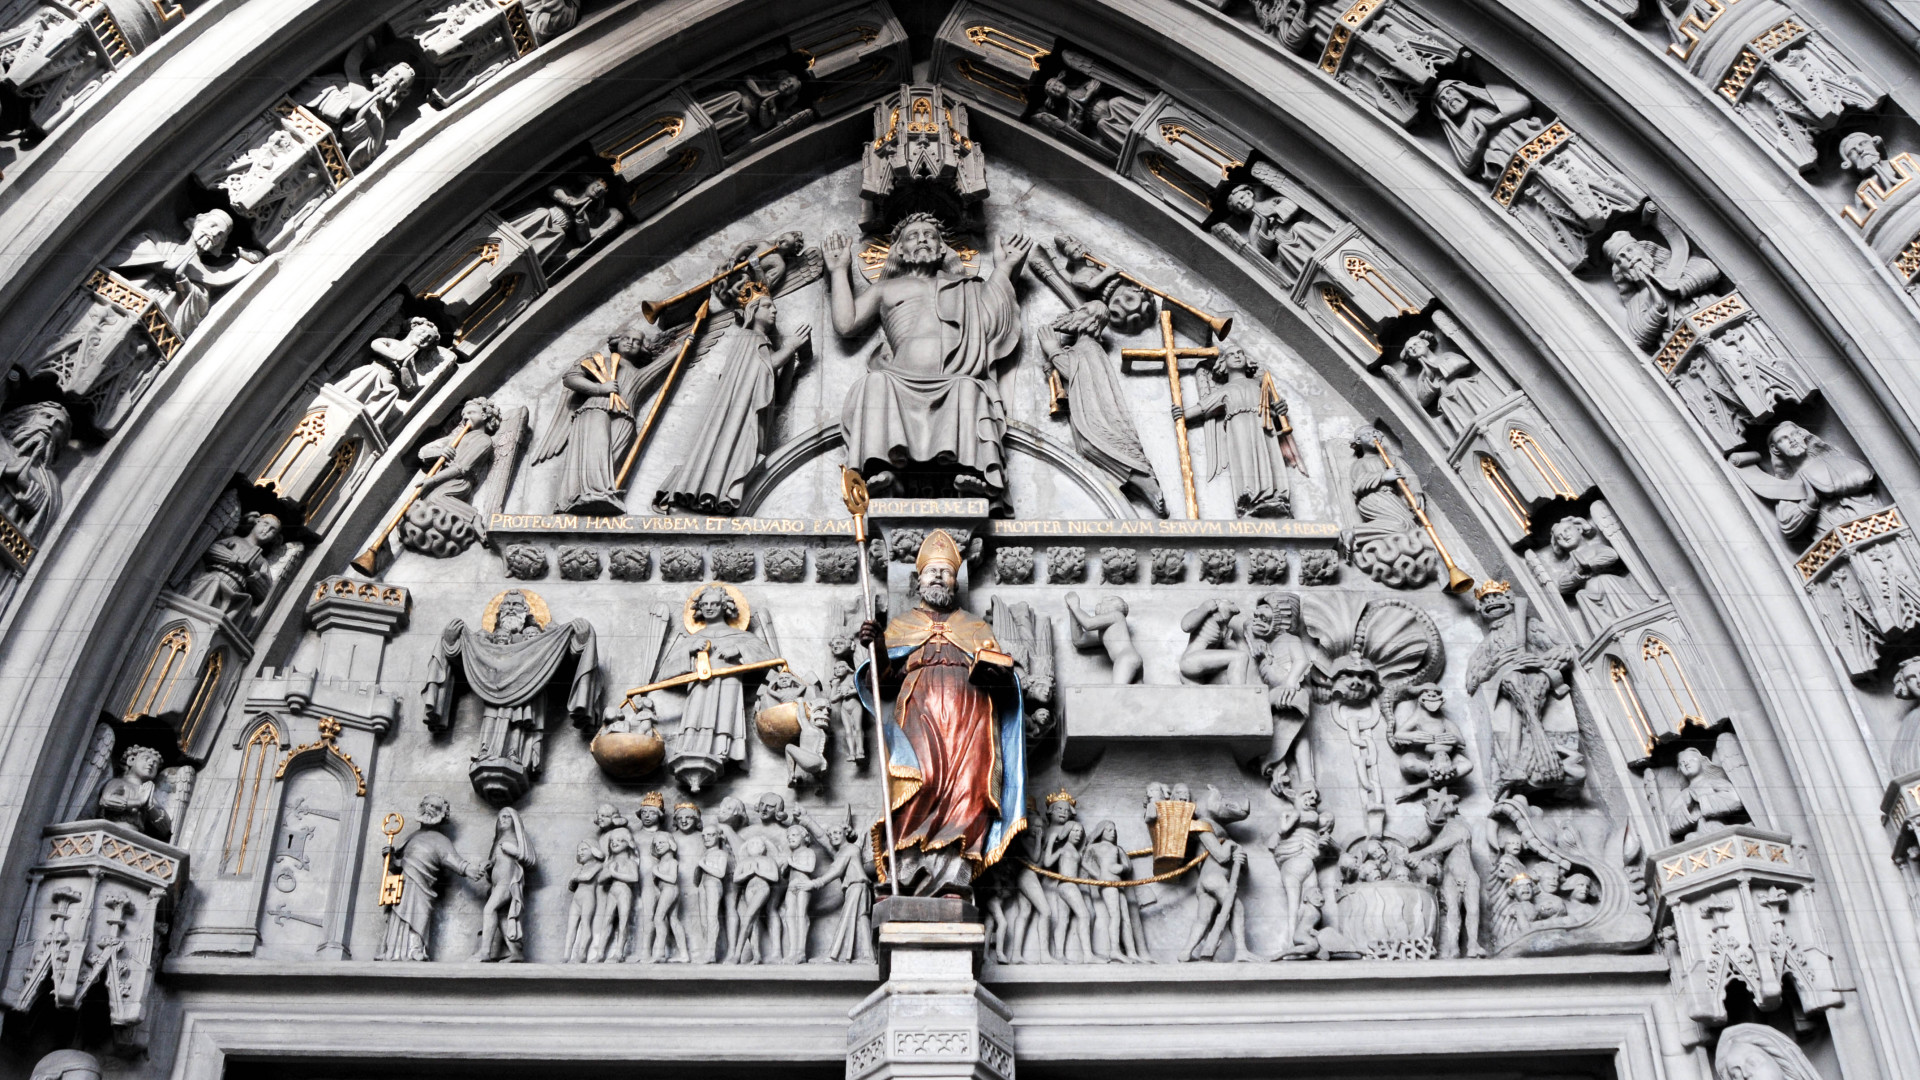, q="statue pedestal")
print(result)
[1059,683,1271,769]
[848,901,1014,1080]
